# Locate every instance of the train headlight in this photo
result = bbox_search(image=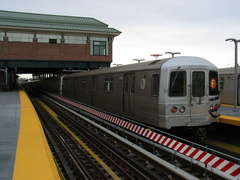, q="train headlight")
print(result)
[179,106,186,113]
[171,106,178,113]
[209,104,214,112]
